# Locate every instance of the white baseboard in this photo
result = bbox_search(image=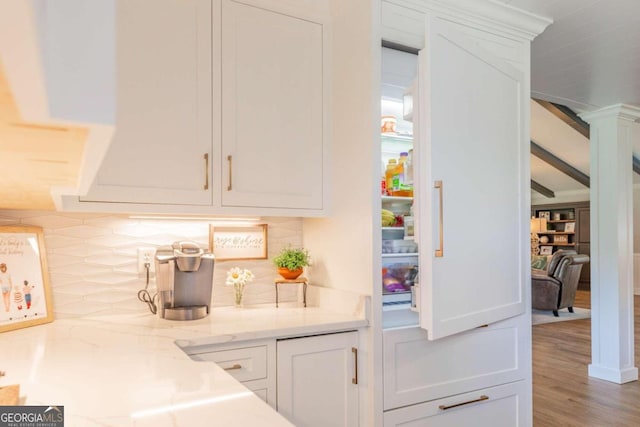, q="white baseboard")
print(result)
[588,364,639,384]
